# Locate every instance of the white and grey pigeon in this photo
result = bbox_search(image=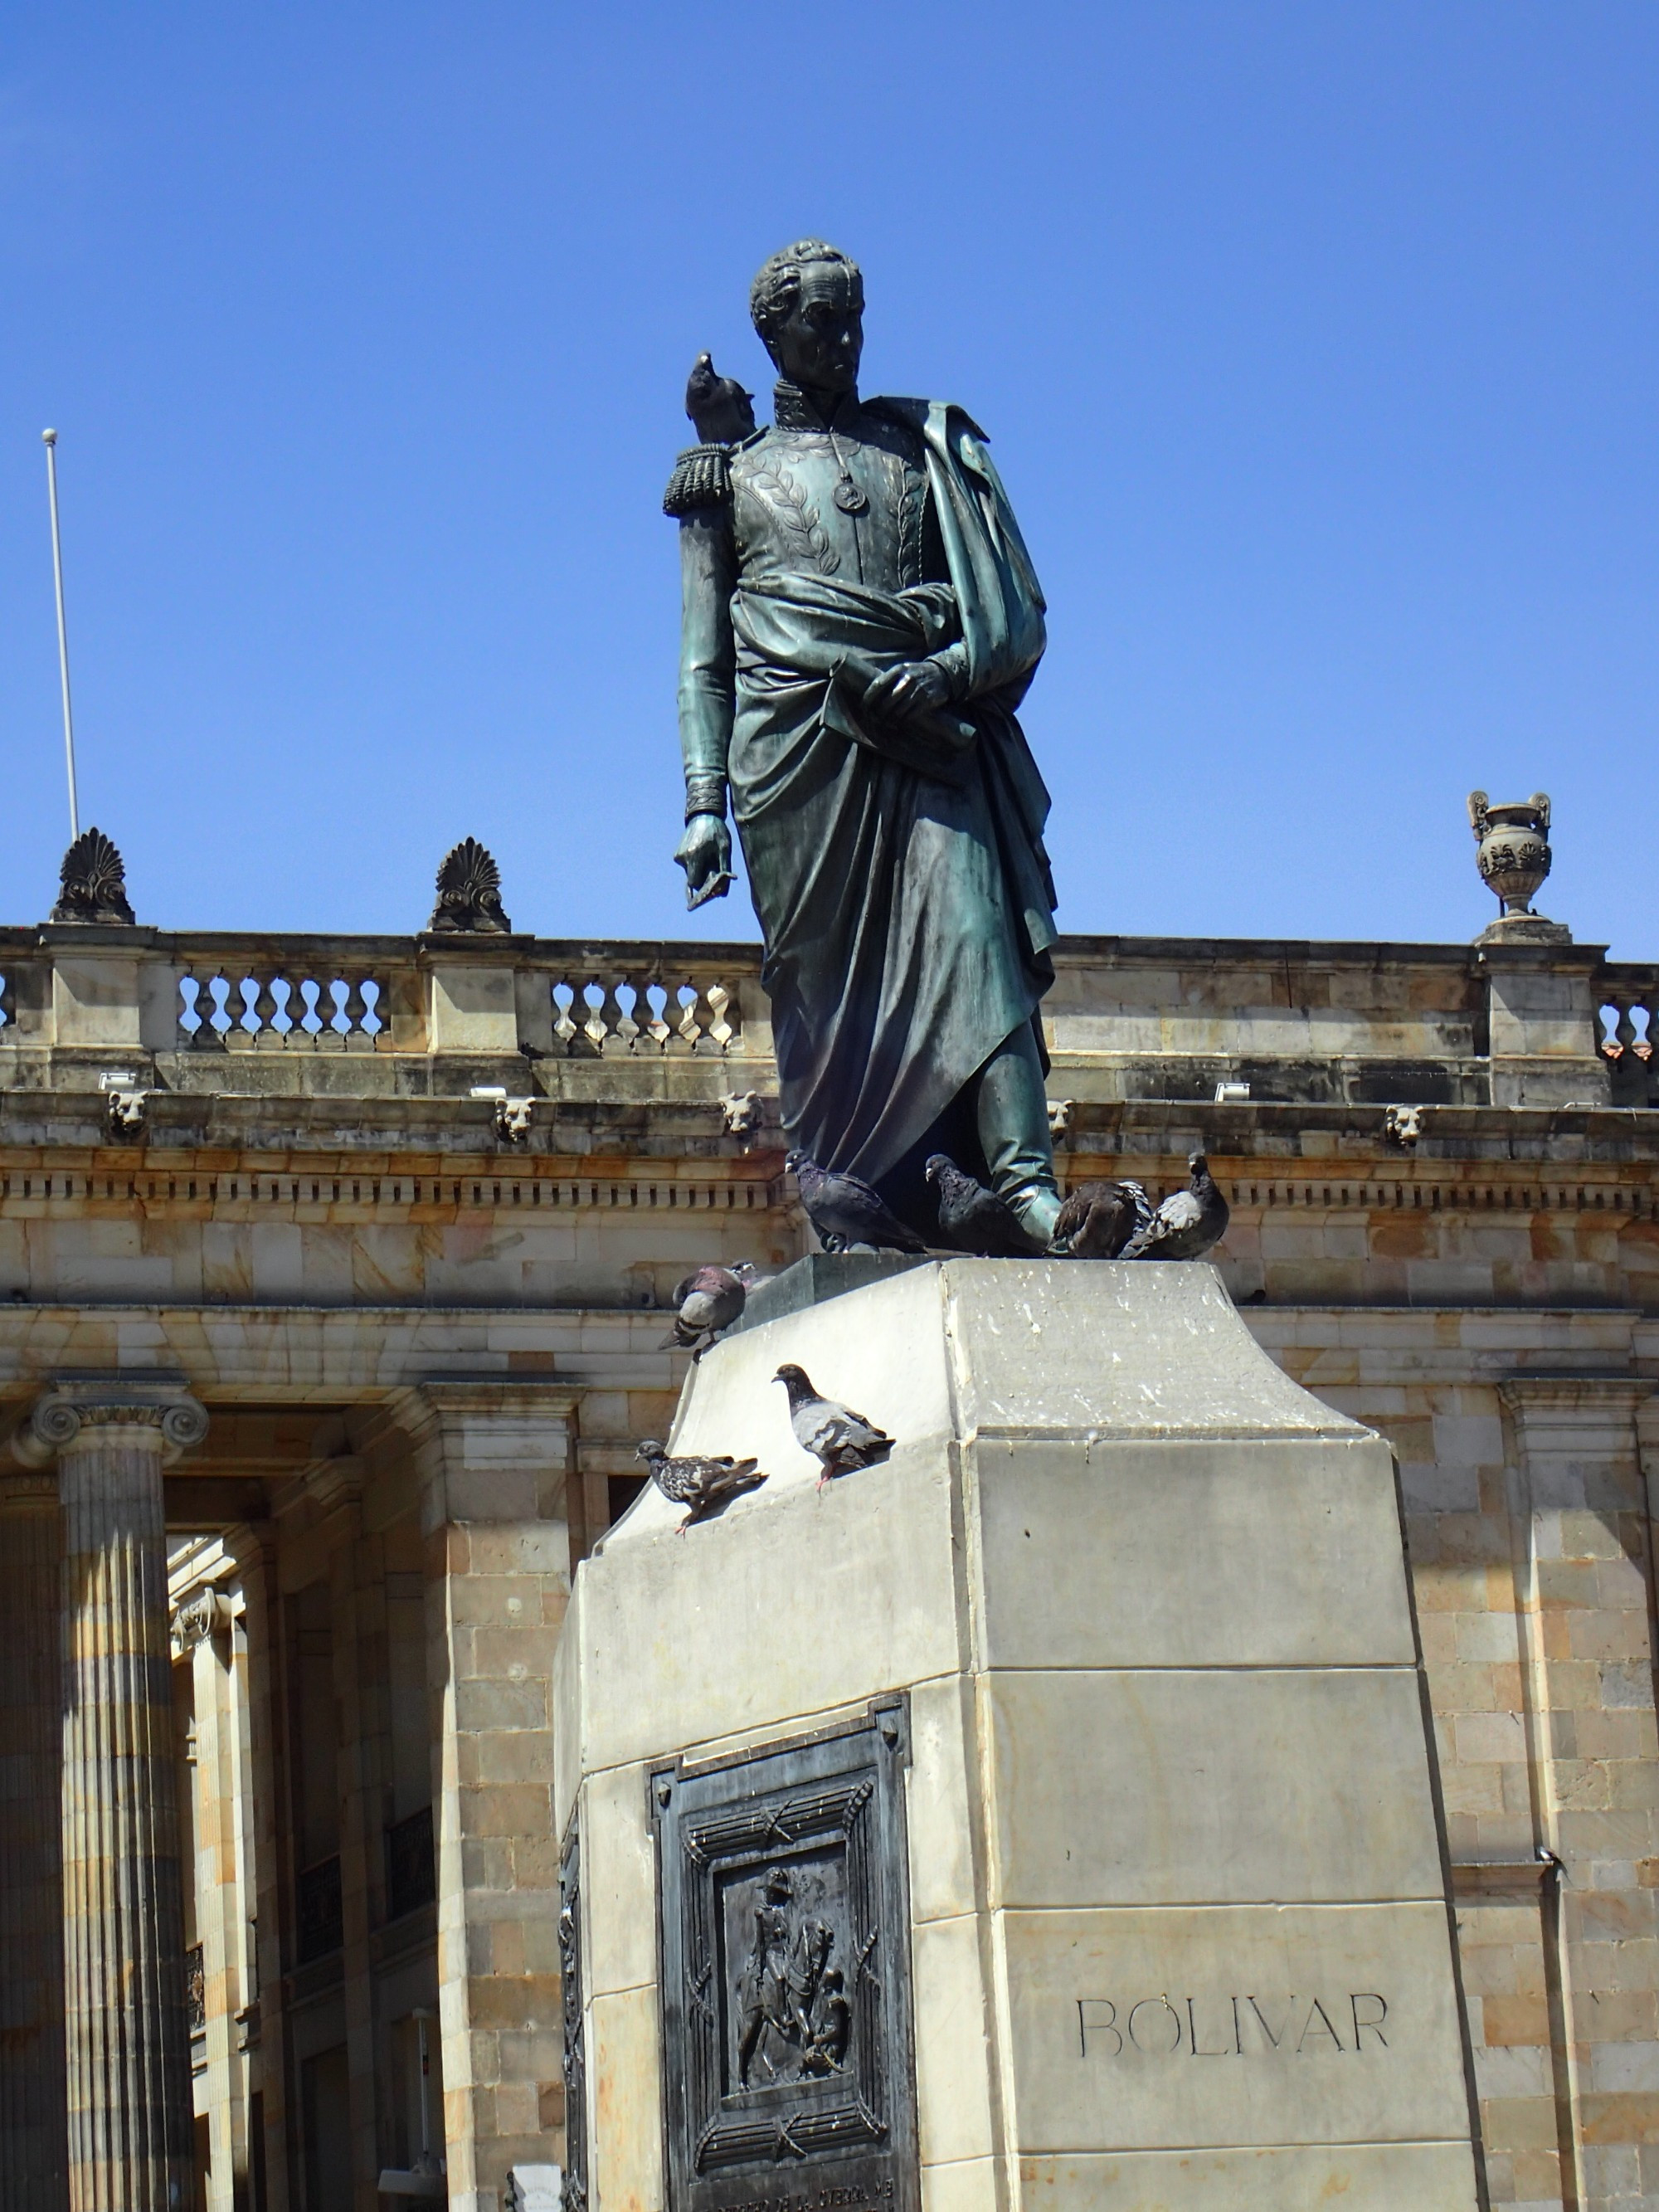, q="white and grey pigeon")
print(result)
[786,1150,927,1255]
[775,1364,894,1488]
[659,1262,756,1358]
[635,1440,768,1532]
[1120,1152,1231,1261]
